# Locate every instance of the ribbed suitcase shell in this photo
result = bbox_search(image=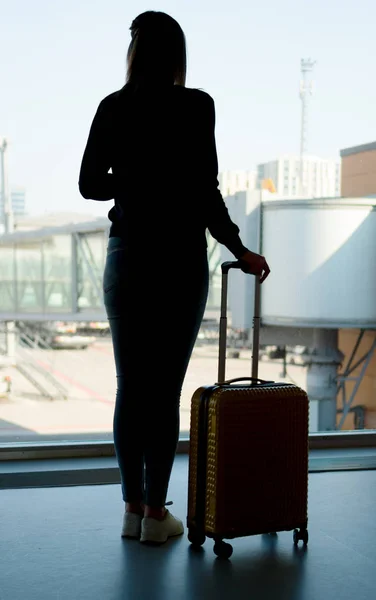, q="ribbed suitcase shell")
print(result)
[187,262,309,556]
[187,382,309,540]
